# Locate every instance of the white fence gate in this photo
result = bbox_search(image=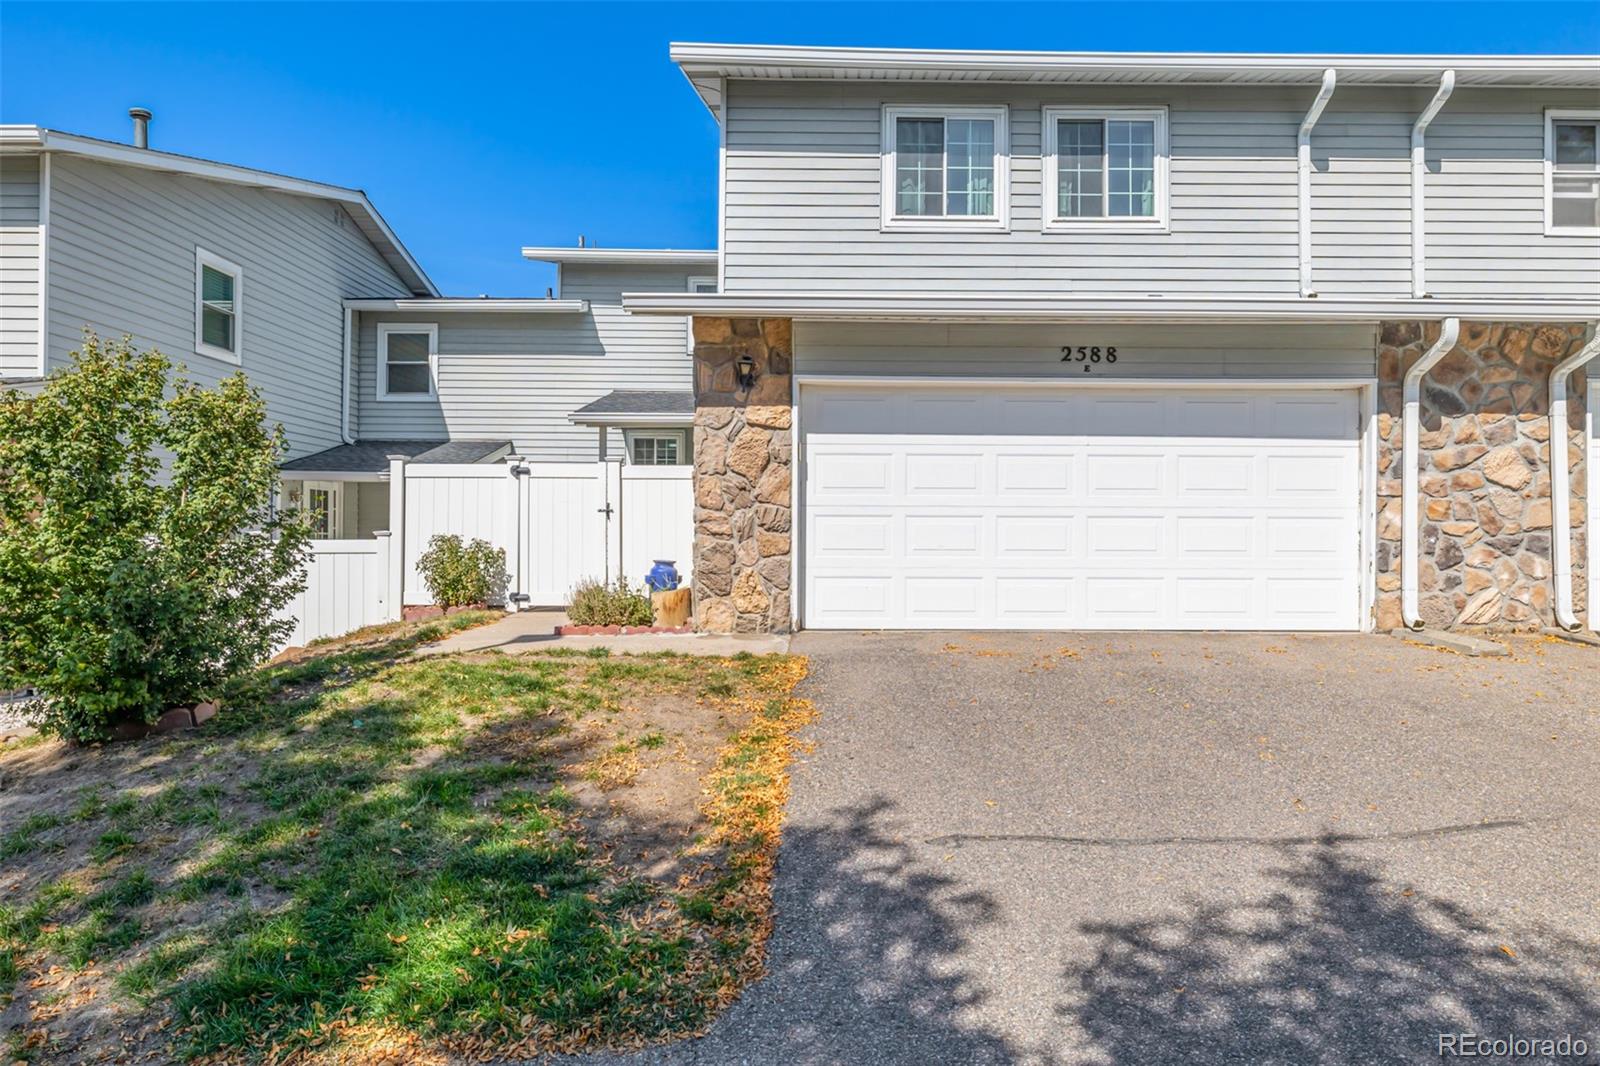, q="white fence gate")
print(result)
[283,458,695,647]
[279,535,393,648]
